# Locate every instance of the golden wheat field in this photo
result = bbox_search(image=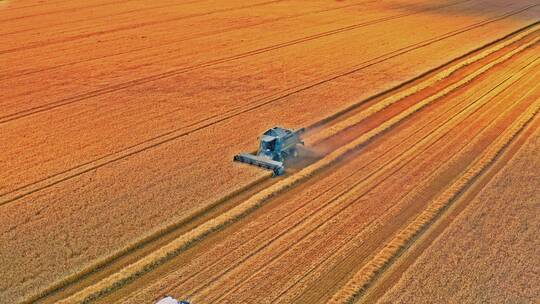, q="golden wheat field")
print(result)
[0,0,539,303]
